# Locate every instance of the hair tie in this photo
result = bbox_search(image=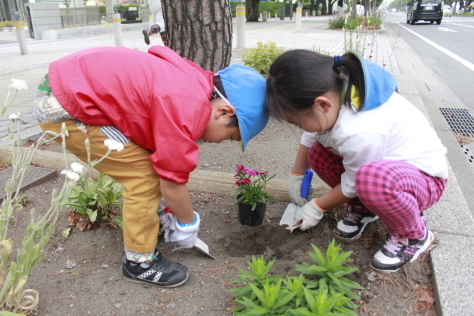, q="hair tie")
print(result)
[334,55,343,68]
